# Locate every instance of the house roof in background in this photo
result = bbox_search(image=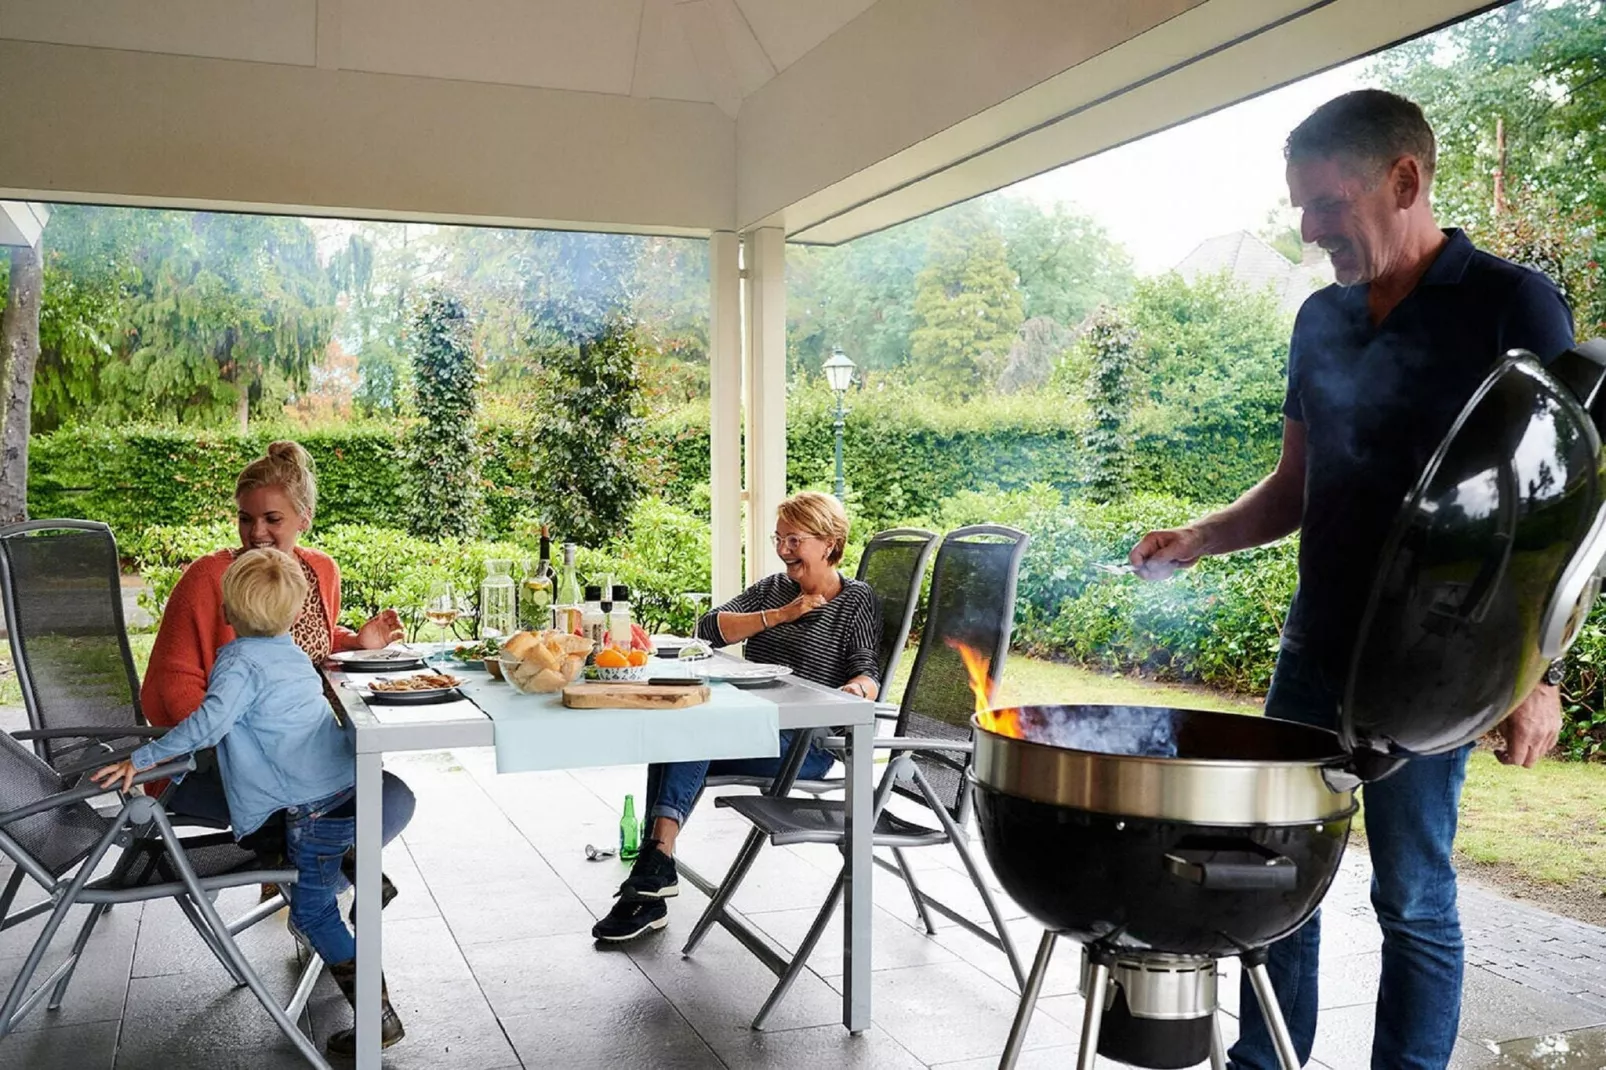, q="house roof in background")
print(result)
[1174,230,1335,315]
